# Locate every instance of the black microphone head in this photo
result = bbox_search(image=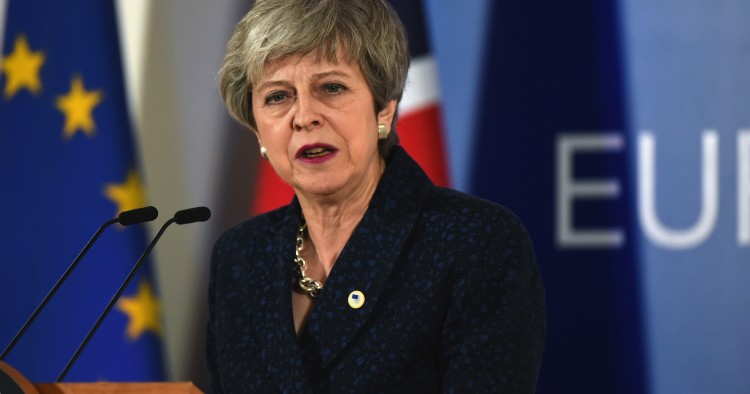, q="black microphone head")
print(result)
[118,206,159,226]
[174,206,211,225]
